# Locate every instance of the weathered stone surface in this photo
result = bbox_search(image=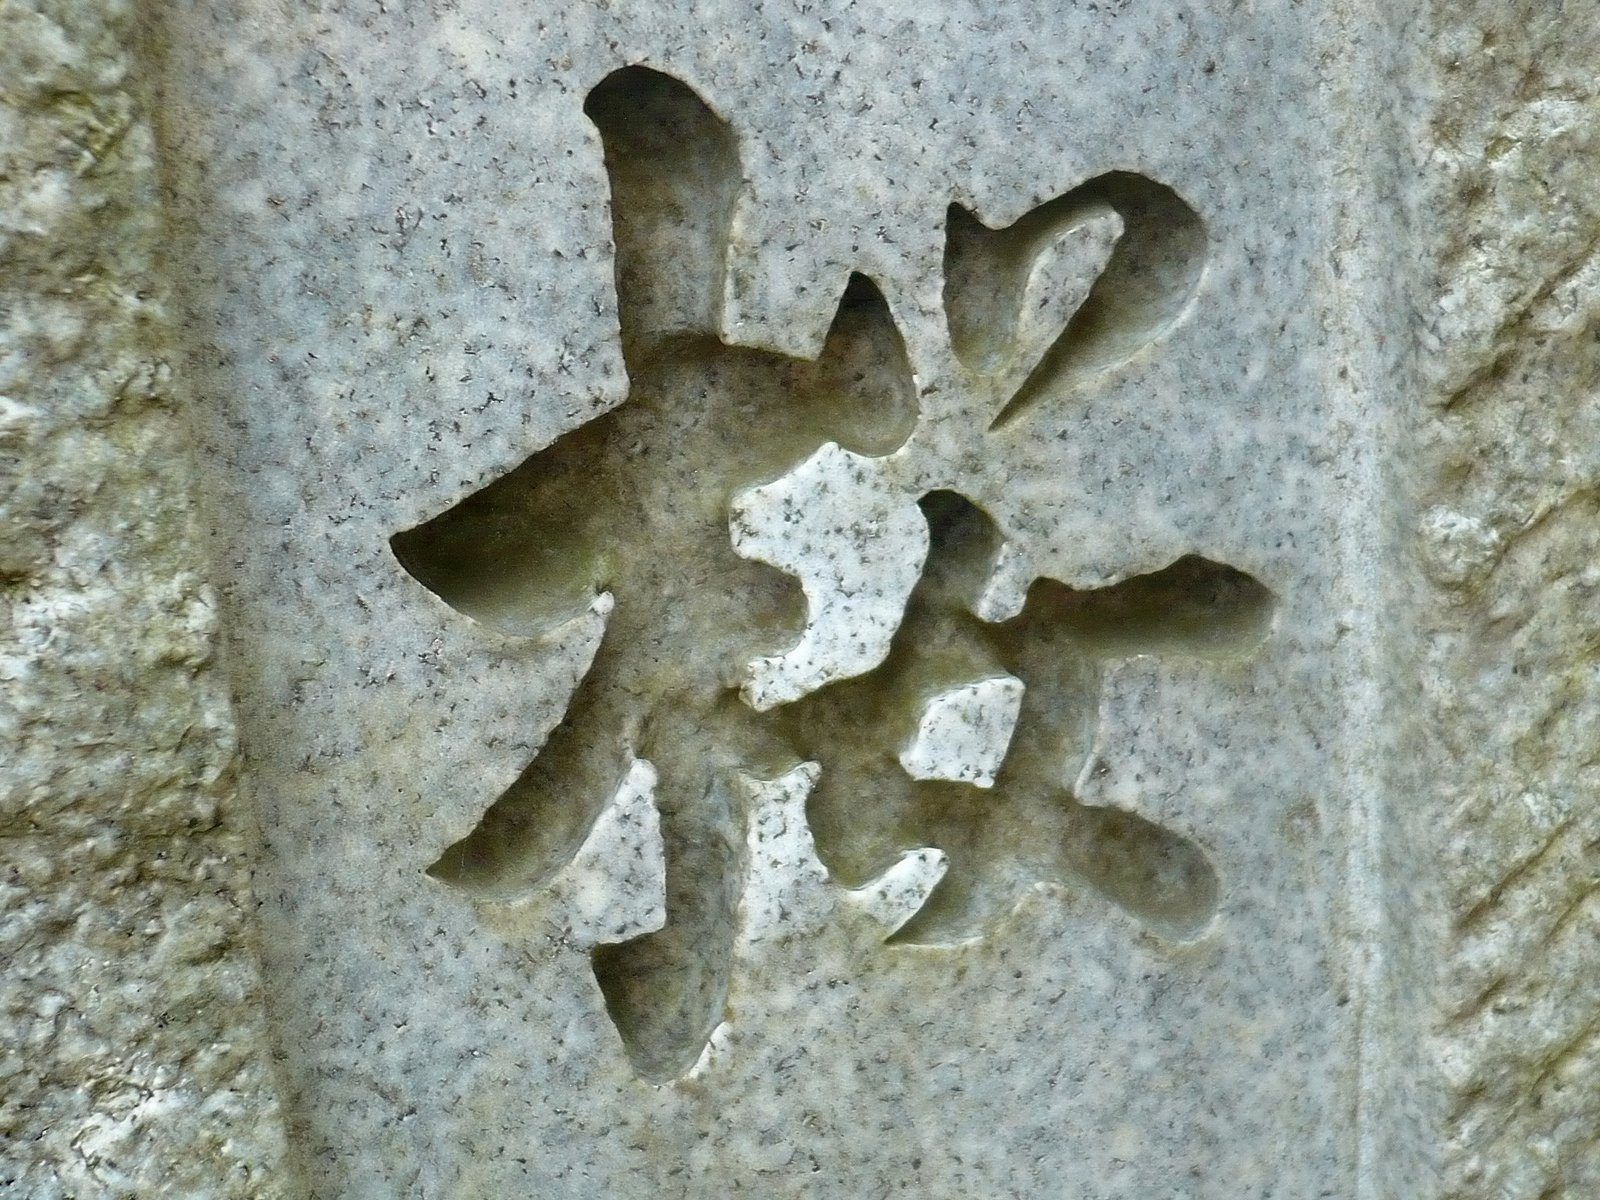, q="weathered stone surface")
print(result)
[0,2,286,1195]
[2,0,1596,1196]
[150,3,1407,1196]
[1417,3,1600,1195]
